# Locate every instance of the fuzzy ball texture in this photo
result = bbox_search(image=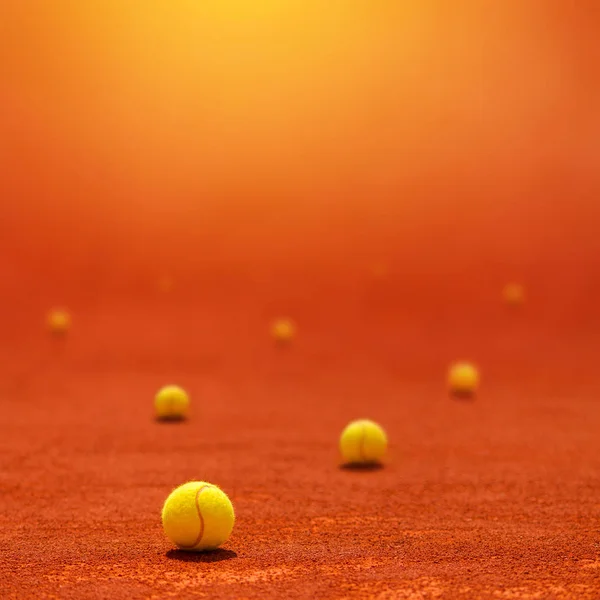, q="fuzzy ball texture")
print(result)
[155,385,189,421]
[448,362,480,395]
[339,419,388,465]
[162,481,235,551]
